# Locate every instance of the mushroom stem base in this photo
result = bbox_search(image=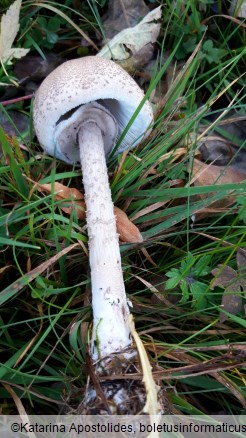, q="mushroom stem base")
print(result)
[78,122,131,360]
